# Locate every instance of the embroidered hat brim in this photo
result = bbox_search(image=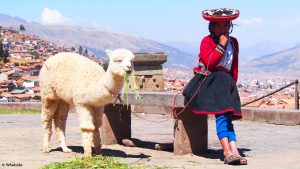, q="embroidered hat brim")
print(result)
[202,8,239,22]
